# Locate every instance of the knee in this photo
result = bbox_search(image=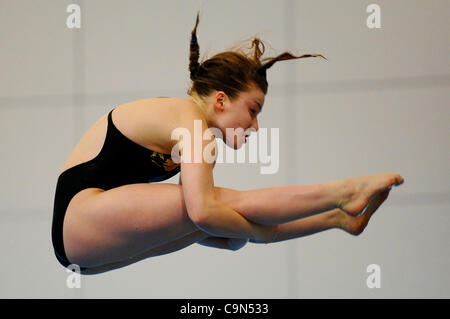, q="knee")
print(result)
[214,187,243,210]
